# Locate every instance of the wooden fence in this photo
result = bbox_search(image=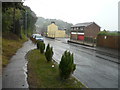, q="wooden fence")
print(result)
[97,35,120,49]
